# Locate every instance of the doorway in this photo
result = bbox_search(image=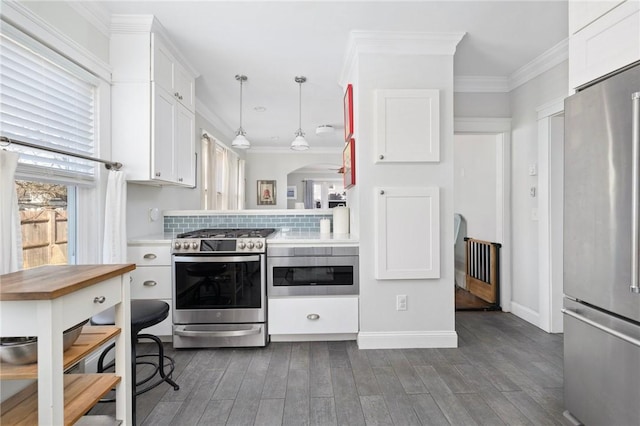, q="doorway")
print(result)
[454,118,512,312]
